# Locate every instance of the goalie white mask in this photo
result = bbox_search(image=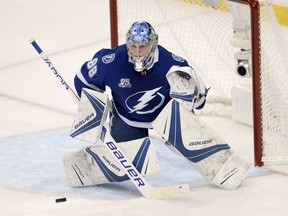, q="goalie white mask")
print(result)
[126,21,158,72]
